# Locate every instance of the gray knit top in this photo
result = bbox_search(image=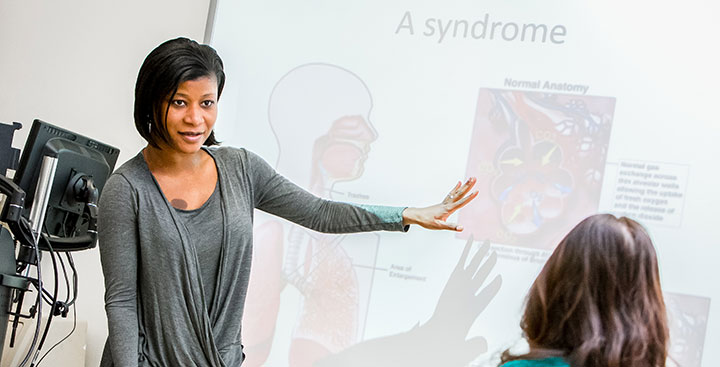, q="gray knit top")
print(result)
[174,181,223,310]
[97,146,407,367]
